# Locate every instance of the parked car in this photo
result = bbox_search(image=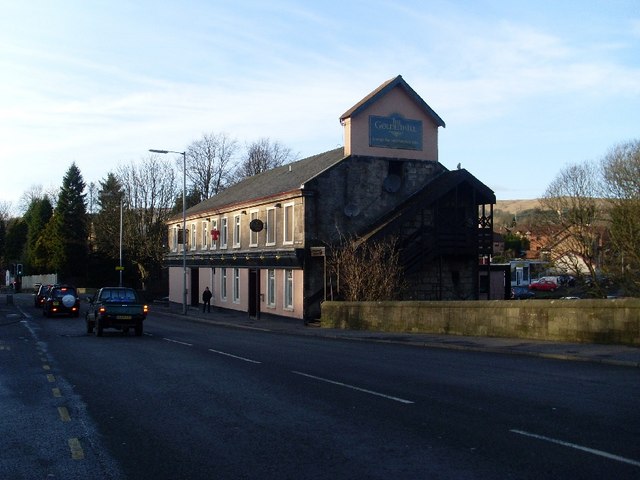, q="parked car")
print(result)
[86,287,149,336]
[528,278,558,292]
[511,286,535,299]
[42,285,80,317]
[33,284,52,308]
[557,274,576,287]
